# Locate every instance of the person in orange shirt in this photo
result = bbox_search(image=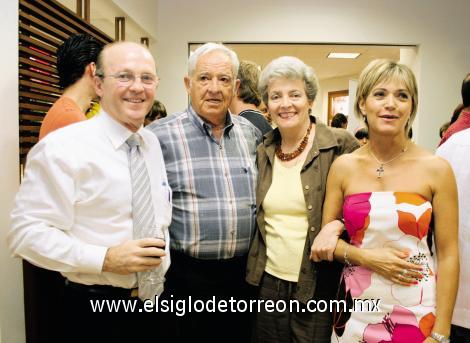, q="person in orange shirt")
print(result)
[39,34,103,140]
